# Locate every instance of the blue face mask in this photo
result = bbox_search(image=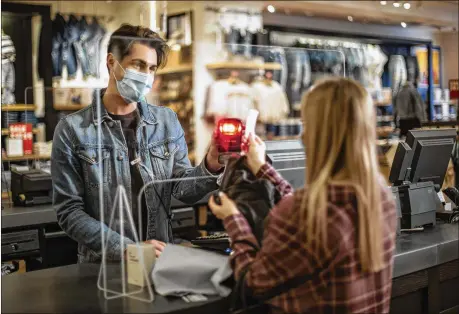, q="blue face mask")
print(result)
[113,61,154,104]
